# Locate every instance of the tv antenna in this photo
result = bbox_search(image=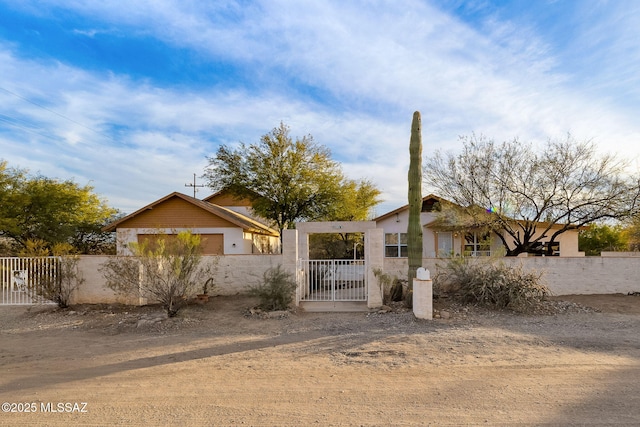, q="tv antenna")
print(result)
[185,173,205,198]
